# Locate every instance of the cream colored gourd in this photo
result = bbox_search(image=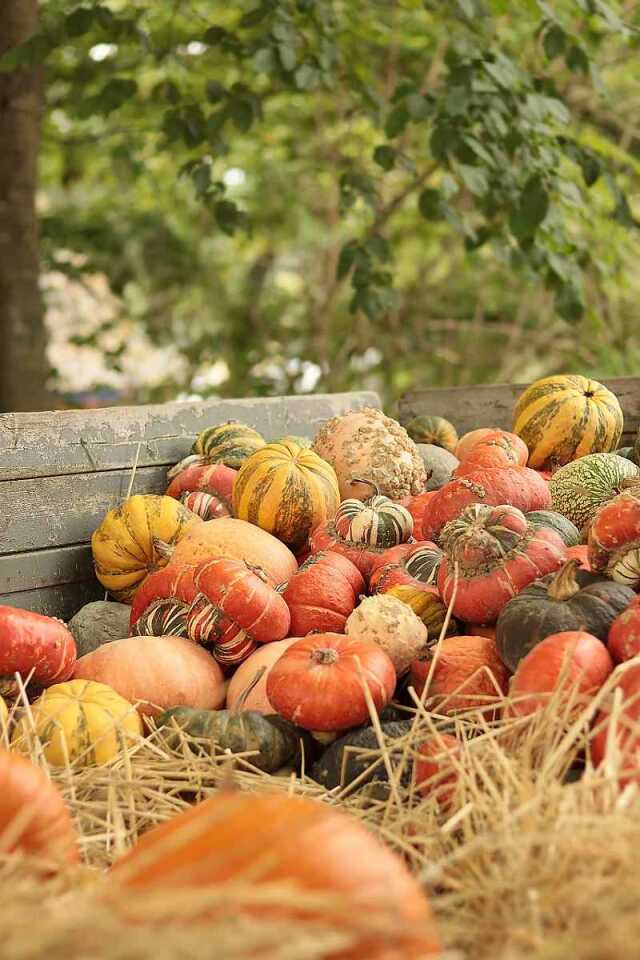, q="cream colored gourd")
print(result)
[345,594,428,675]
